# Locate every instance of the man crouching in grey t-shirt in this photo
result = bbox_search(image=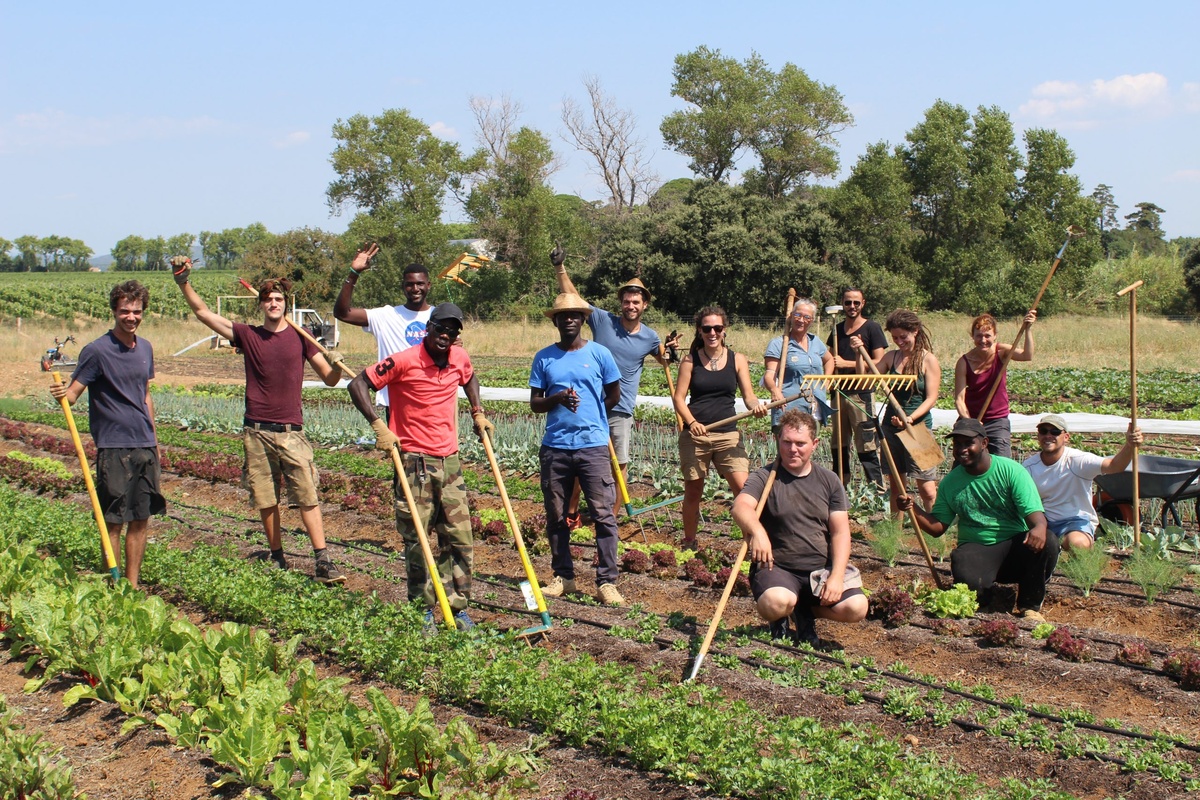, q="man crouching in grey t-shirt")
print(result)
[734,409,868,646]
